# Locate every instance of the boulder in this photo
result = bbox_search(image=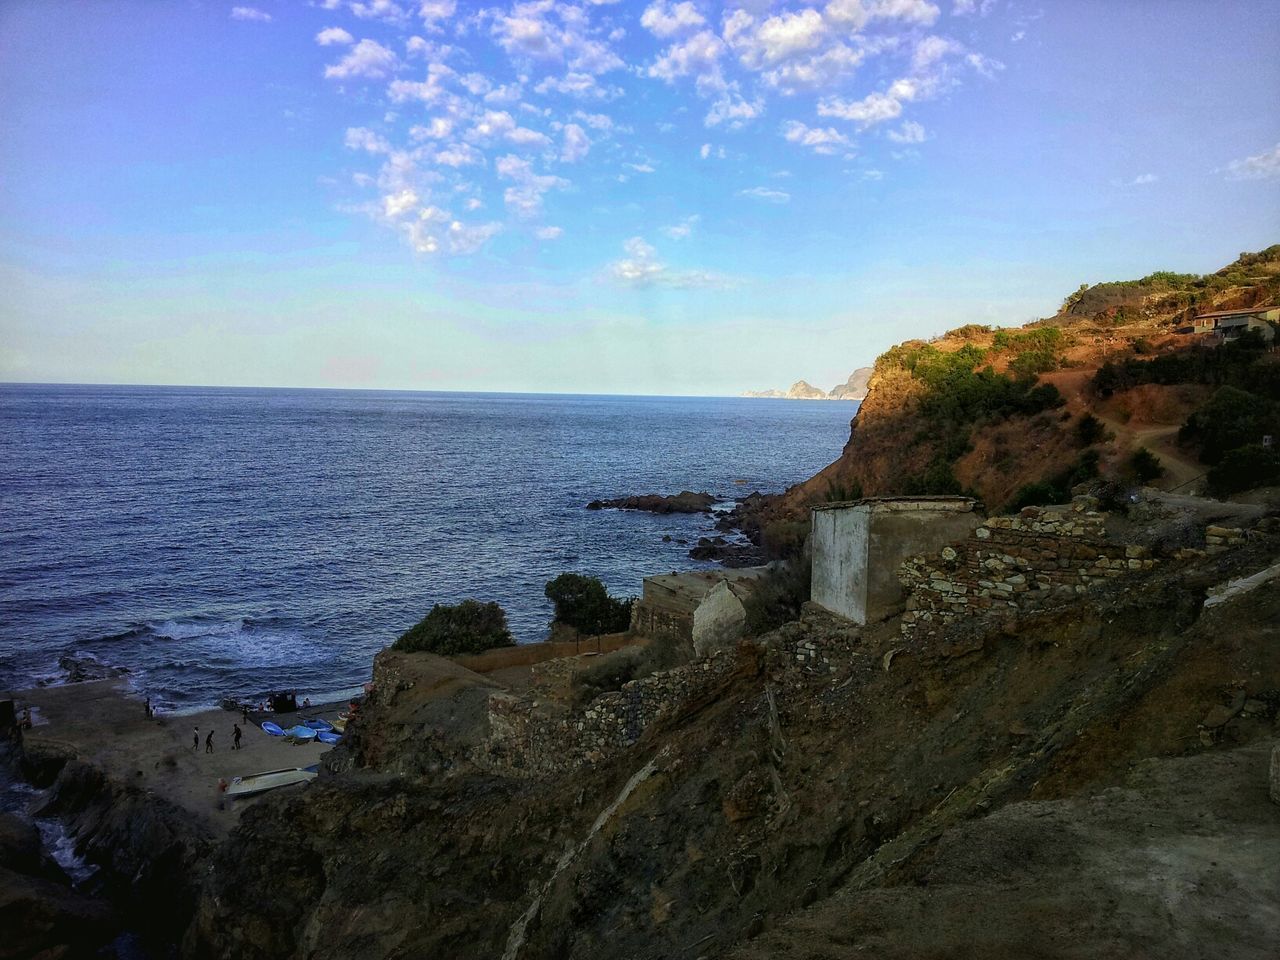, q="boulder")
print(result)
[587,491,717,513]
